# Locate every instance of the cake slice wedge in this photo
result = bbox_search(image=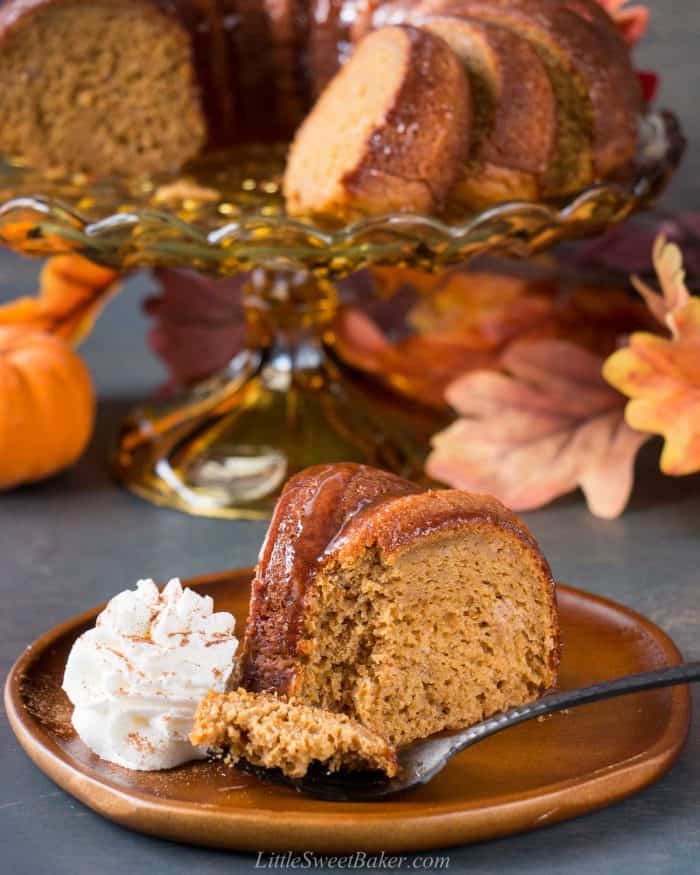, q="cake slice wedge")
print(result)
[419,17,557,205]
[237,463,560,748]
[283,25,470,220]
